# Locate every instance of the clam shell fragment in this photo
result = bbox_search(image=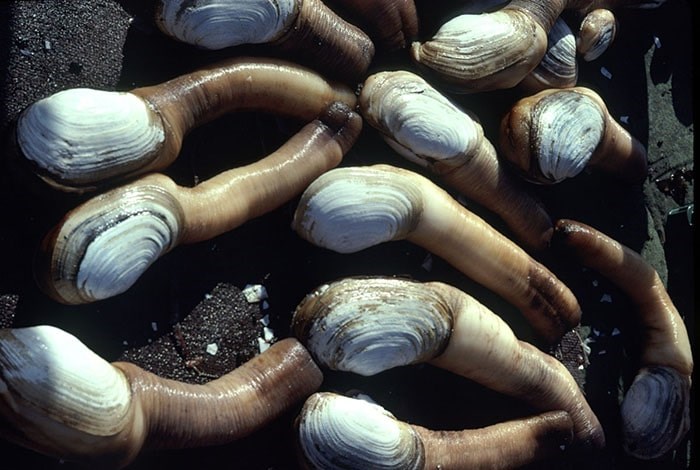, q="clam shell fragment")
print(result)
[37,179,184,305]
[296,392,424,470]
[292,277,452,376]
[16,88,165,192]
